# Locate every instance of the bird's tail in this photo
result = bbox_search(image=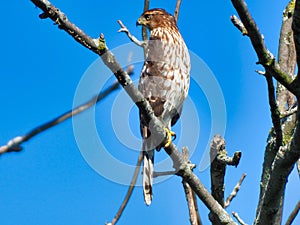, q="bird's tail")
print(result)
[142,126,154,206]
[143,148,154,205]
